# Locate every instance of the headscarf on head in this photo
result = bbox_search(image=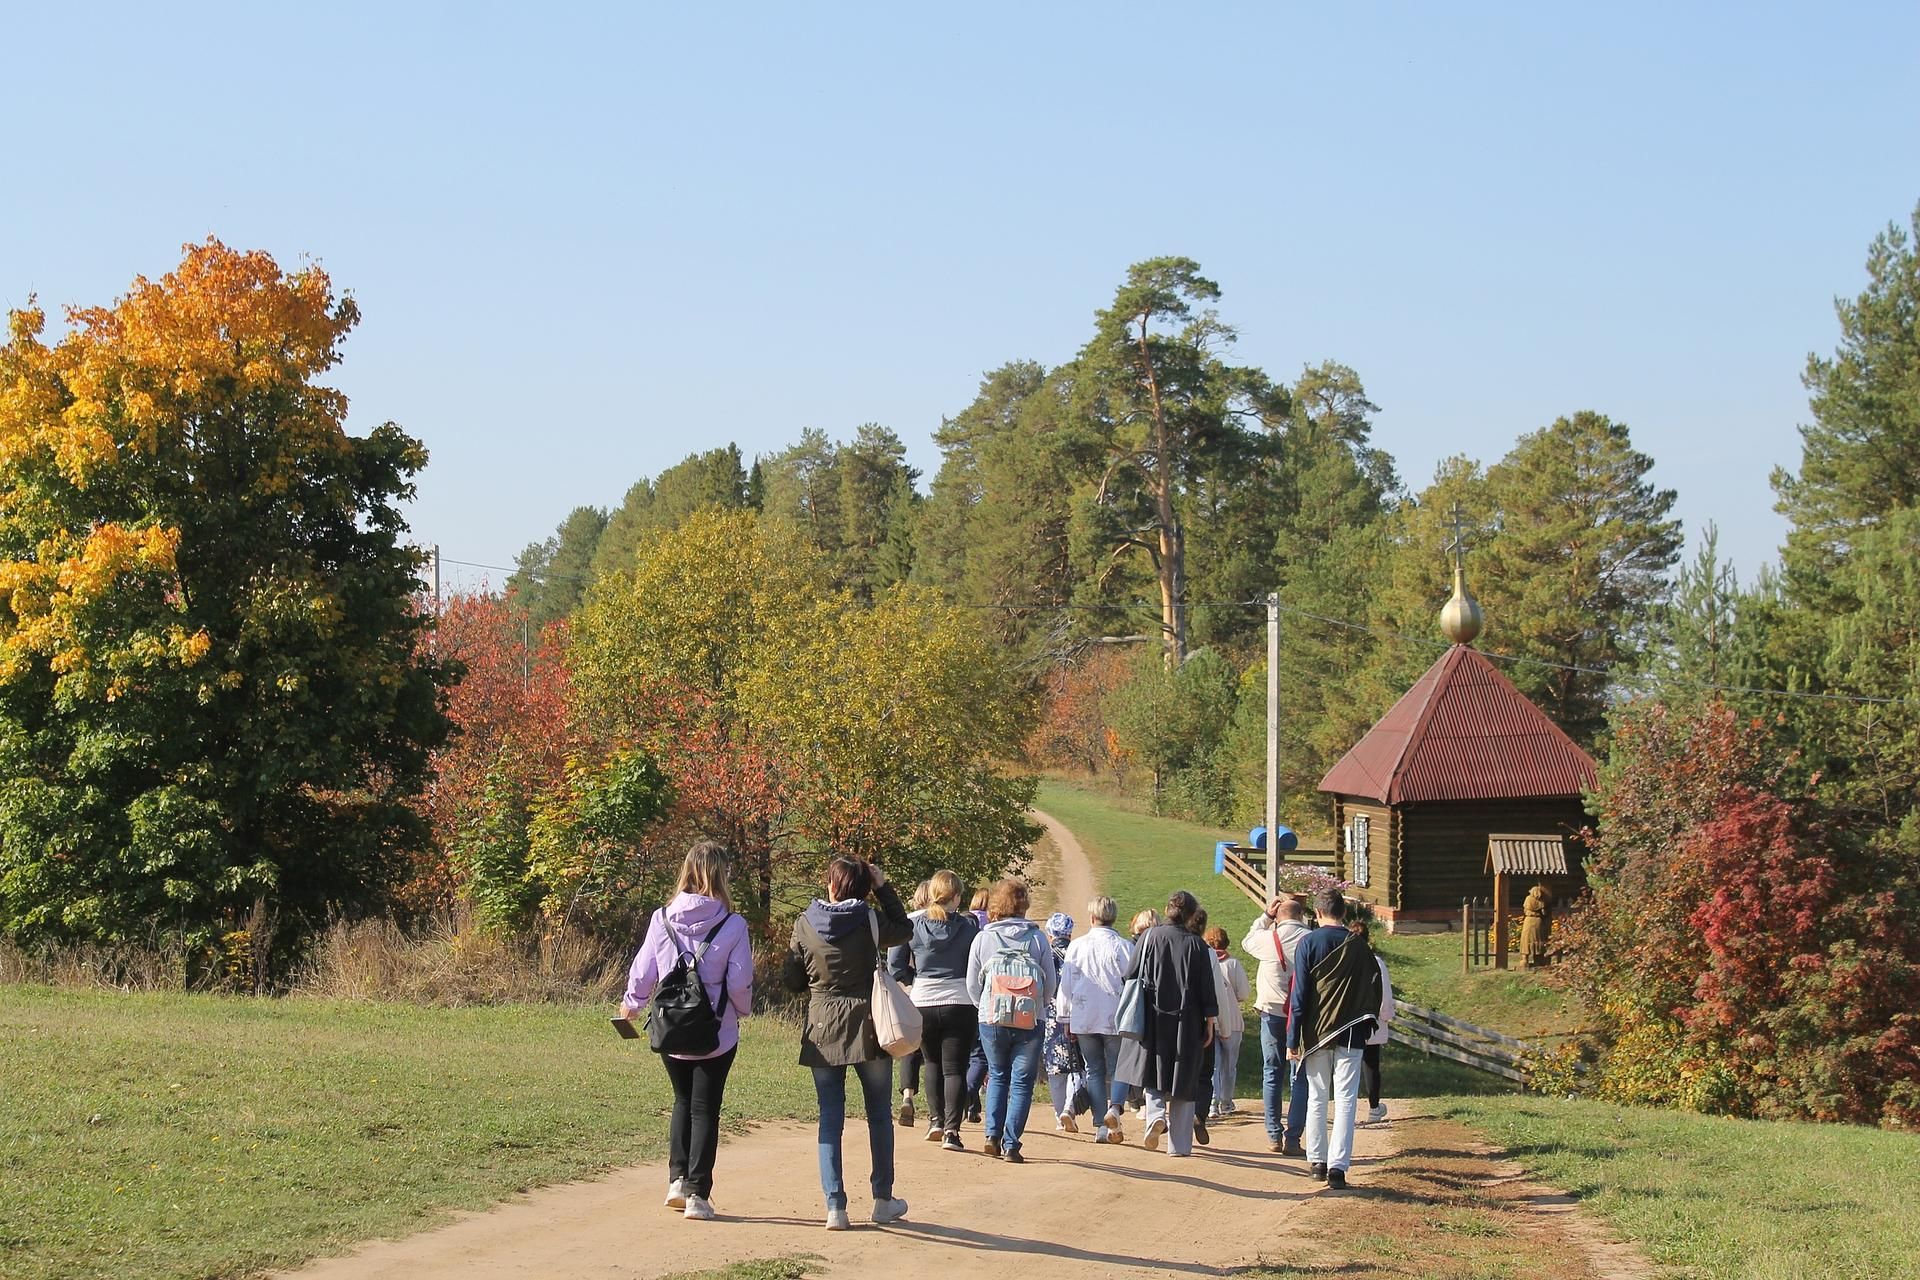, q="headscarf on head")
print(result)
[1046,911,1074,941]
